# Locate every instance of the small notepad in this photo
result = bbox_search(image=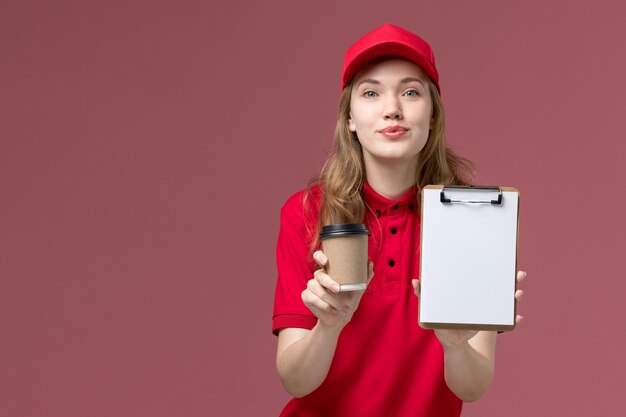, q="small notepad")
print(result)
[419,185,520,331]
